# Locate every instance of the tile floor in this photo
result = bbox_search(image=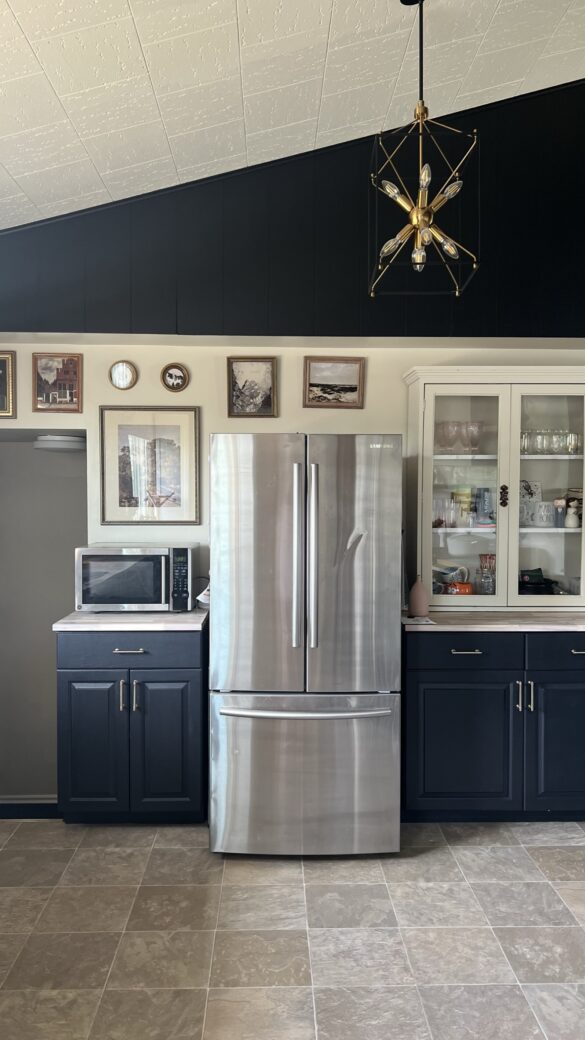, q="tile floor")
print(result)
[0,820,585,1038]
